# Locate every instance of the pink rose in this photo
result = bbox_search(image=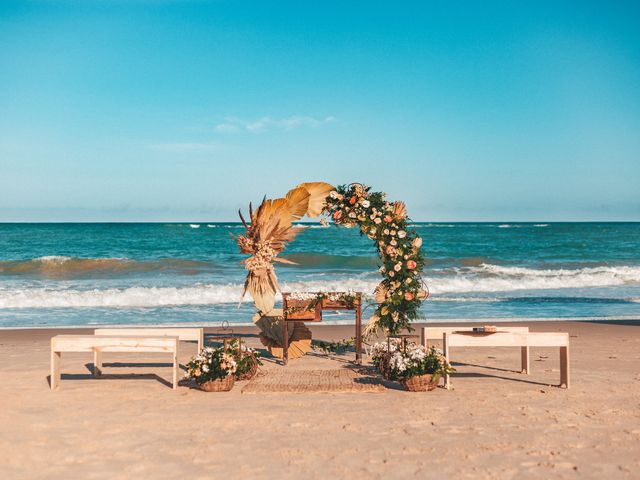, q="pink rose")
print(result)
[406,260,417,270]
